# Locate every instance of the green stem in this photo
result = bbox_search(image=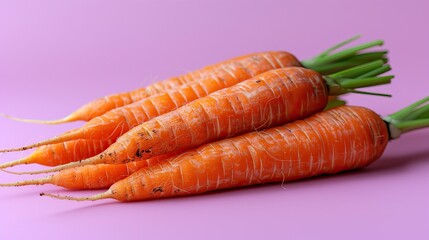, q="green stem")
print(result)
[301,36,387,75]
[311,35,361,60]
[329,60,384,79]
[394,119,429,133]
[310,40,384,66]
[323,61,393,97]
[383,97,429,138]
[342,51,388,63]
[358,65,391,78]
[346,89,392,97]
[301,36,393,97]
[324,98,347,110]
[388,96,429,120]
[308,53,387,75]
[339,75,392,89]
[404,104,429,120]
